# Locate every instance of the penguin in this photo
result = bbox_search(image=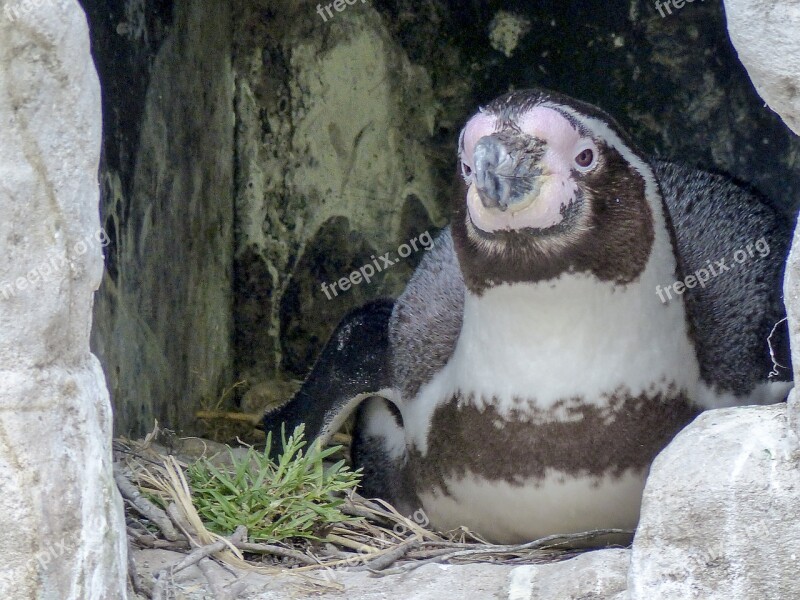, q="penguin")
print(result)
[263,88,793,544]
